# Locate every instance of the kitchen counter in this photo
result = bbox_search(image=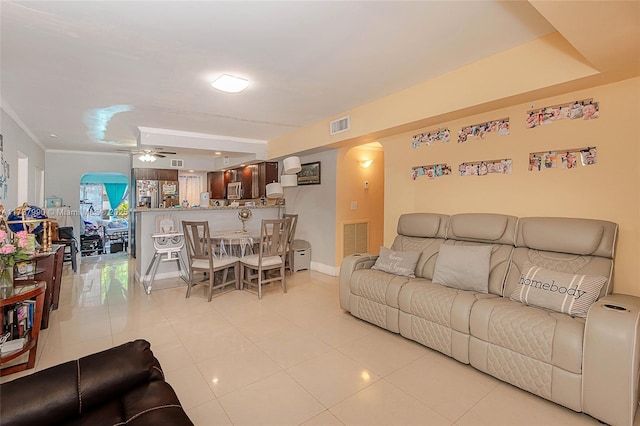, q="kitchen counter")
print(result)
[133,204,279,213]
